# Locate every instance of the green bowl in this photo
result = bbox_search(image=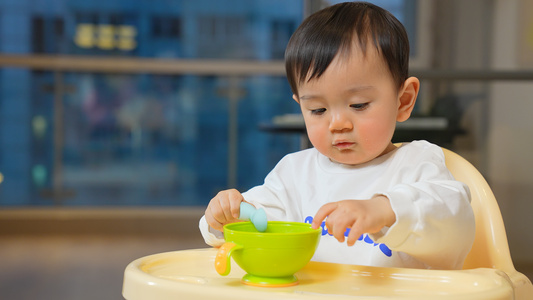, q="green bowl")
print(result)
[215,221,321,287]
